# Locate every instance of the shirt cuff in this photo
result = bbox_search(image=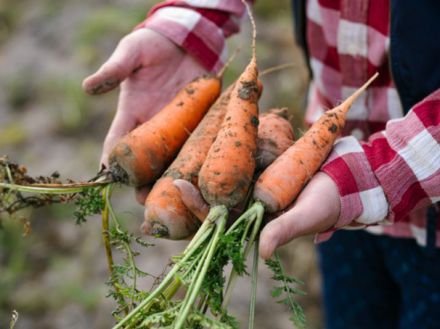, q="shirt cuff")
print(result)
[321,136,390,228]
[136,6,230,72]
